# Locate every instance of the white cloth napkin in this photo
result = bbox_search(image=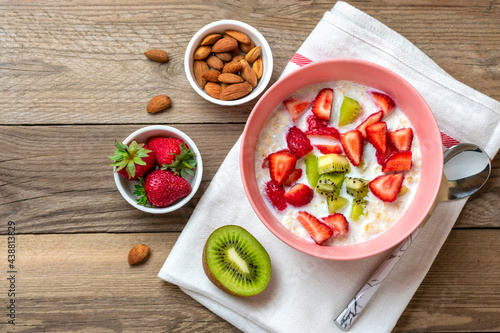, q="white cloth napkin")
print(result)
[159,2,500,332]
